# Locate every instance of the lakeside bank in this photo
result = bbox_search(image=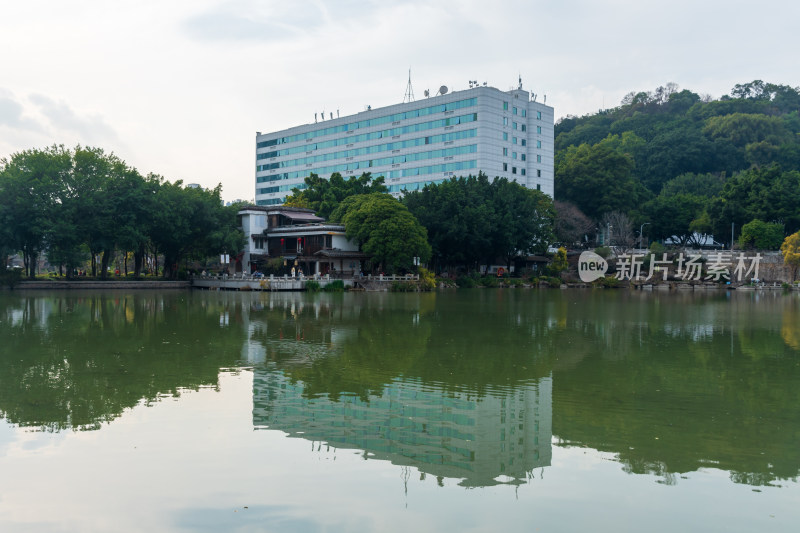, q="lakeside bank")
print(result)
[6,280,191,291]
